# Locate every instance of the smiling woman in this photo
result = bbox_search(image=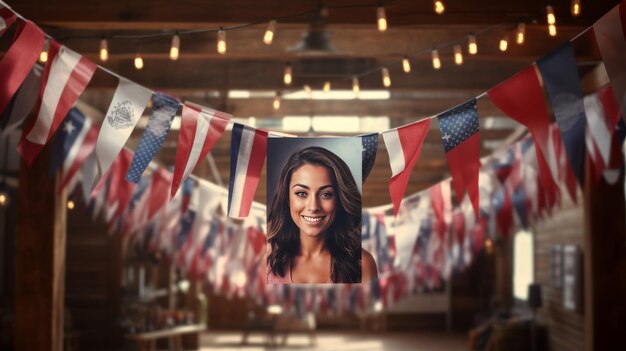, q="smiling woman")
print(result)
[266,143,377,284]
